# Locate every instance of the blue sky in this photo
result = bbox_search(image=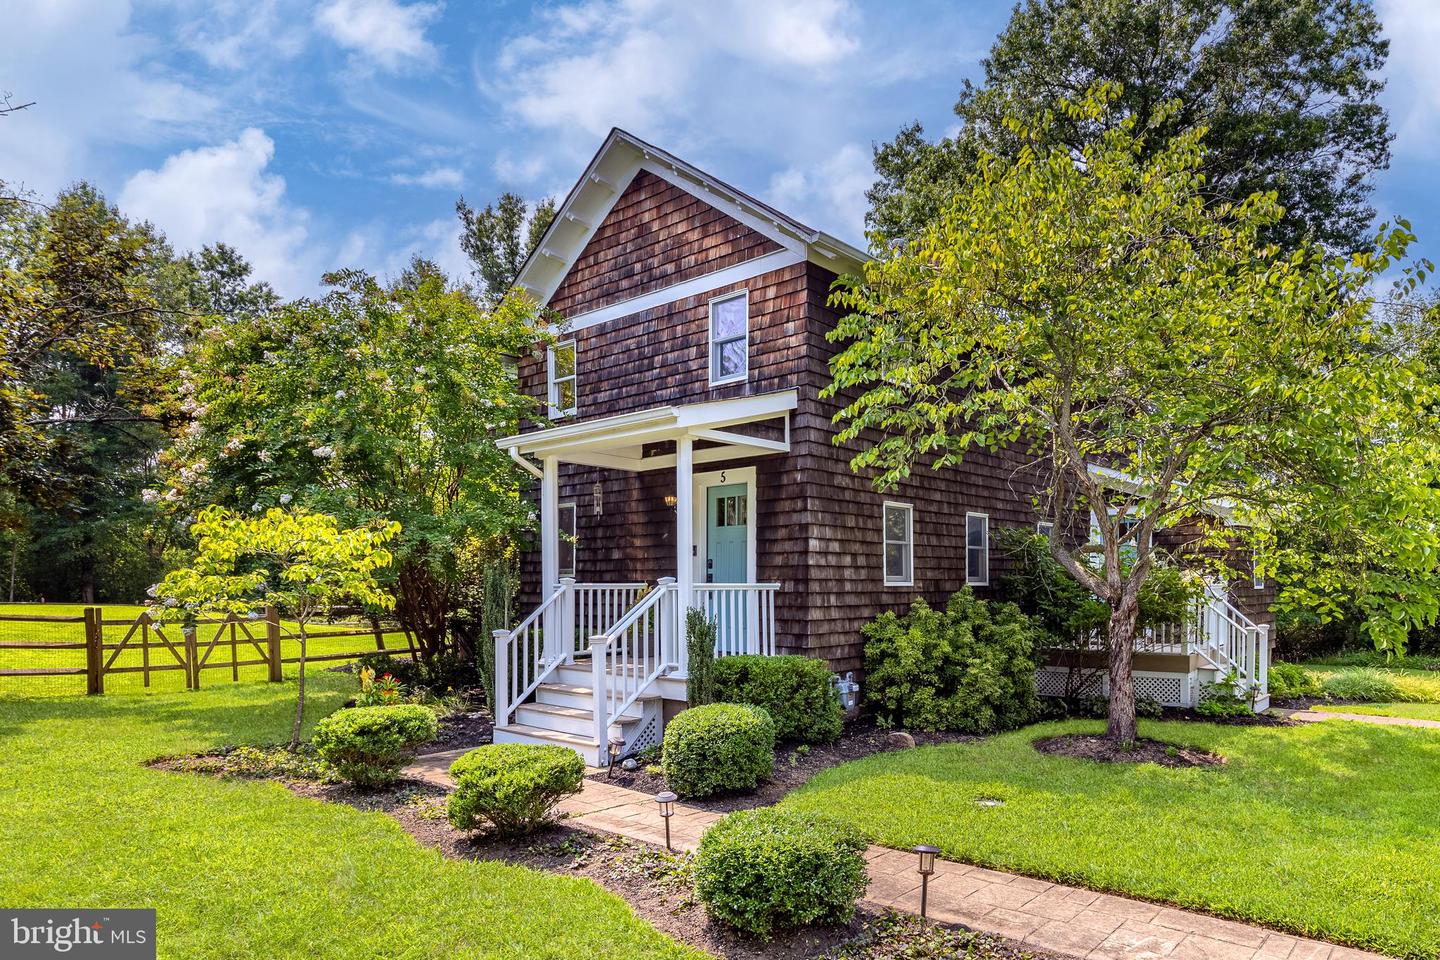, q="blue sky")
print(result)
[3,0,1439,297]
